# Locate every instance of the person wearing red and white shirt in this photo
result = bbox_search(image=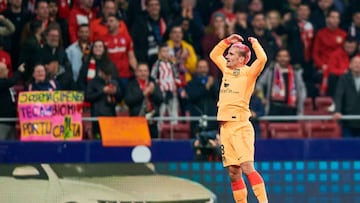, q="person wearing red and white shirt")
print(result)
[68,0,96,43]
[101,15,137,90]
